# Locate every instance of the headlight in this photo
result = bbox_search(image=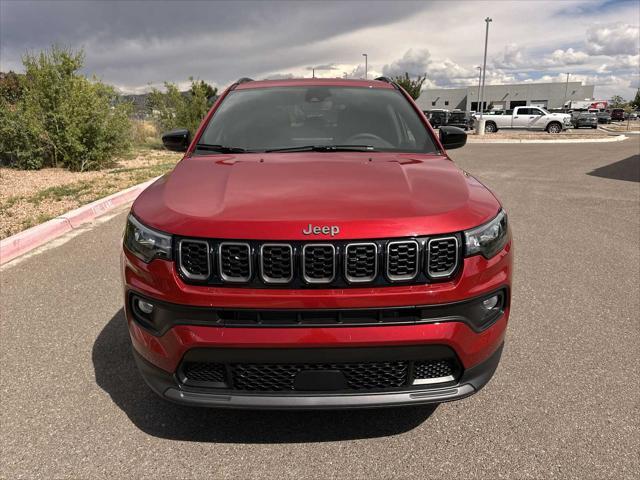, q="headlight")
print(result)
[123,214,172,263]
[464,210,509,259]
